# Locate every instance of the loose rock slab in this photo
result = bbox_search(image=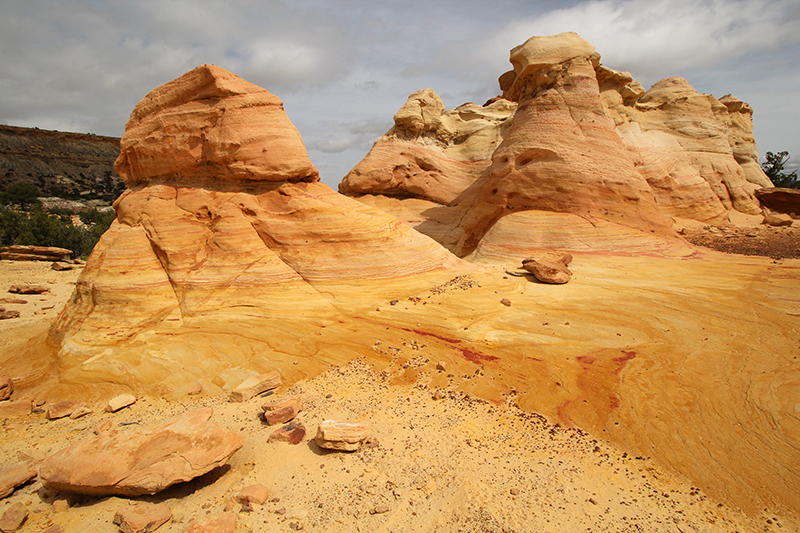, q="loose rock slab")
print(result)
[0,460,36,499]
[113,502,172,533]
[0,502,27,532]
[234,484,270,505]
[315,420,367,451]
[268,421,306,445]
[46,400,85,420]
[262,395,302,425]
[106,393,136,412]
[229,371,282,402]
[8,284,49,295]
[40,408,243,496]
